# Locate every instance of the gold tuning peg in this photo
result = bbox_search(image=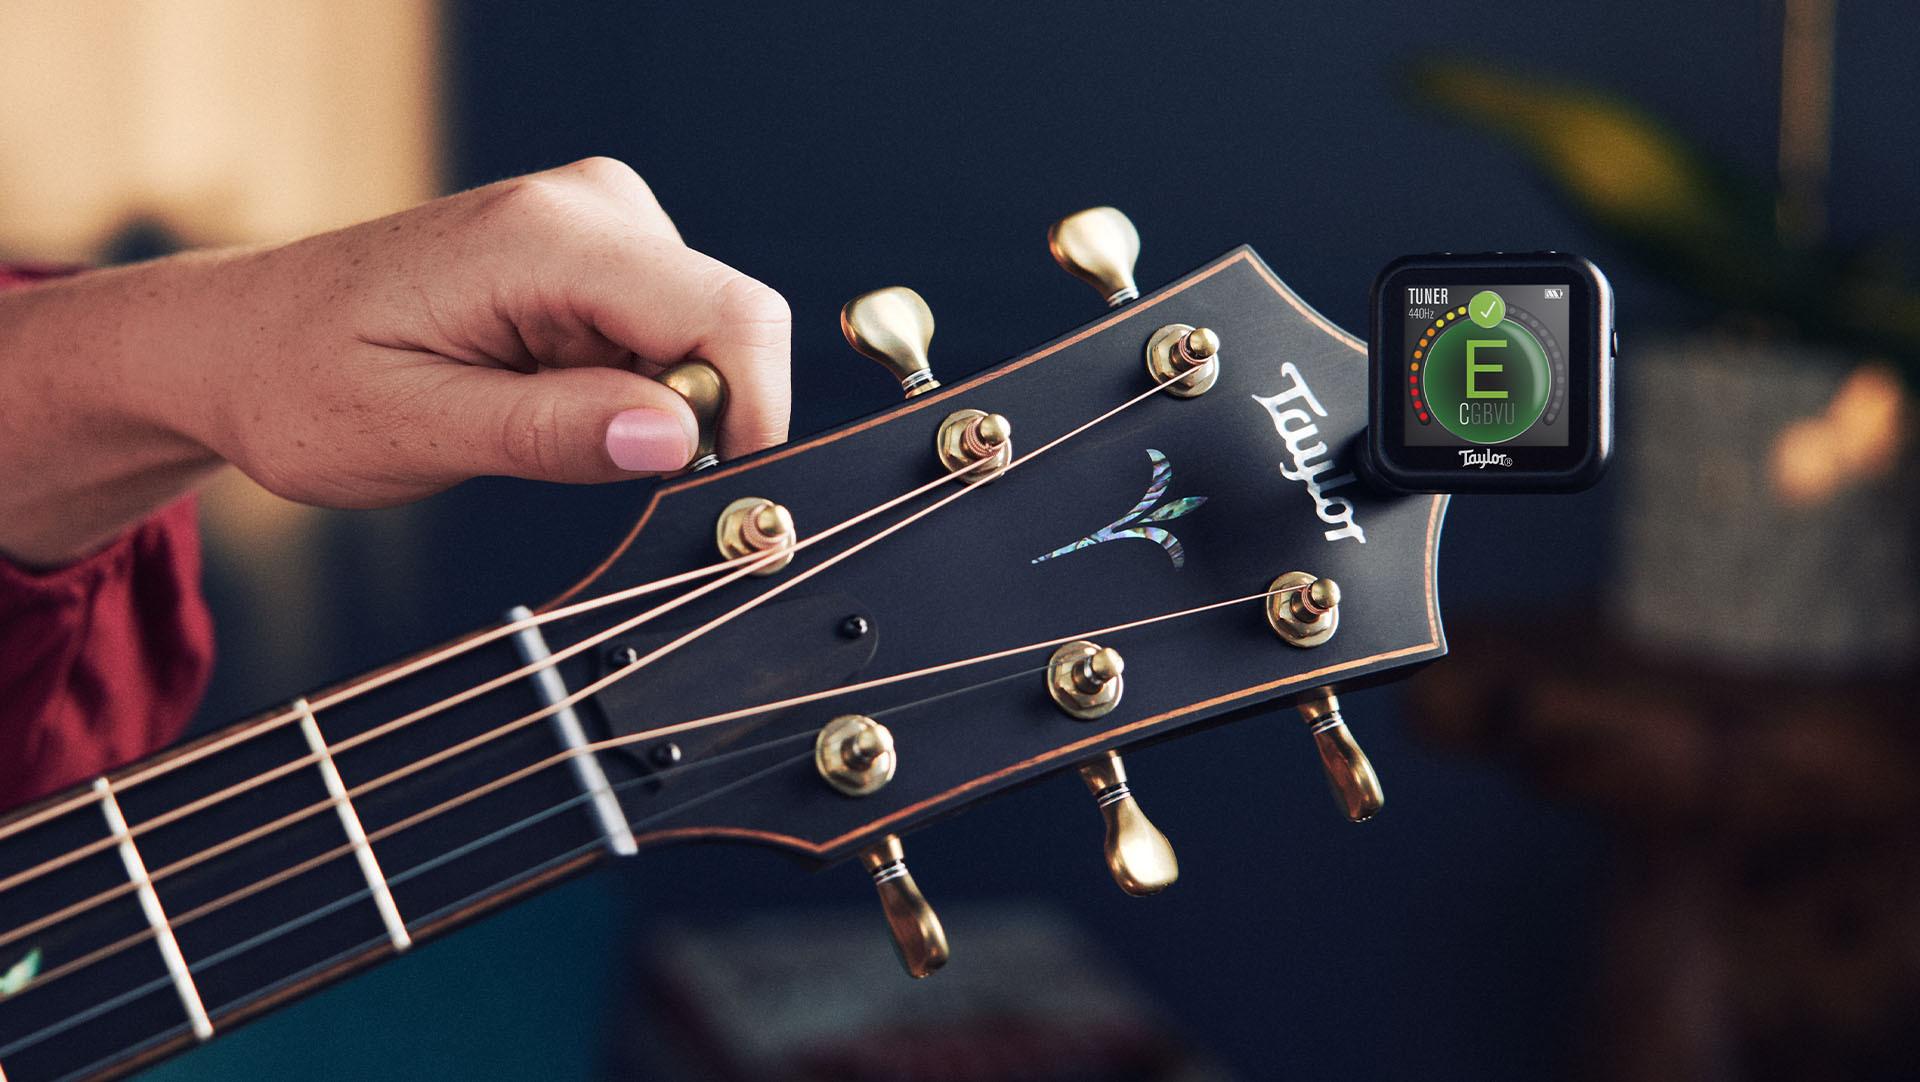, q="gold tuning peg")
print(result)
[658,360,727,470]
[841,287,940,397]
[1077,750,1178,896]
[1048,206,1140,307]
[858,834,949,978]
[1297,689,1383,822]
